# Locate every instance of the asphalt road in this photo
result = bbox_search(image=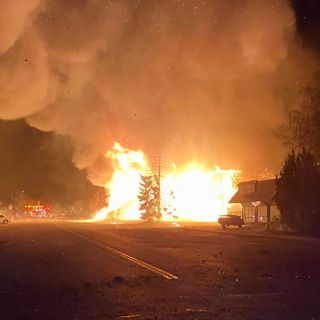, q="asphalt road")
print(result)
[1,220,320,320]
